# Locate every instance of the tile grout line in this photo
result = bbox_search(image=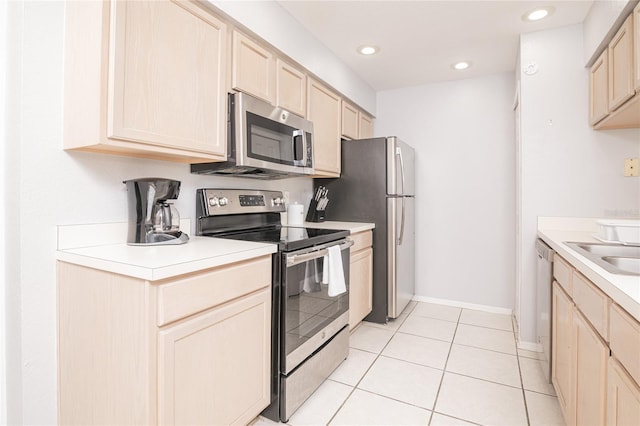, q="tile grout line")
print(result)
[513,326,532,426]
[426,308,461,426]
[314,303,528,426]
[324,306,414,425]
